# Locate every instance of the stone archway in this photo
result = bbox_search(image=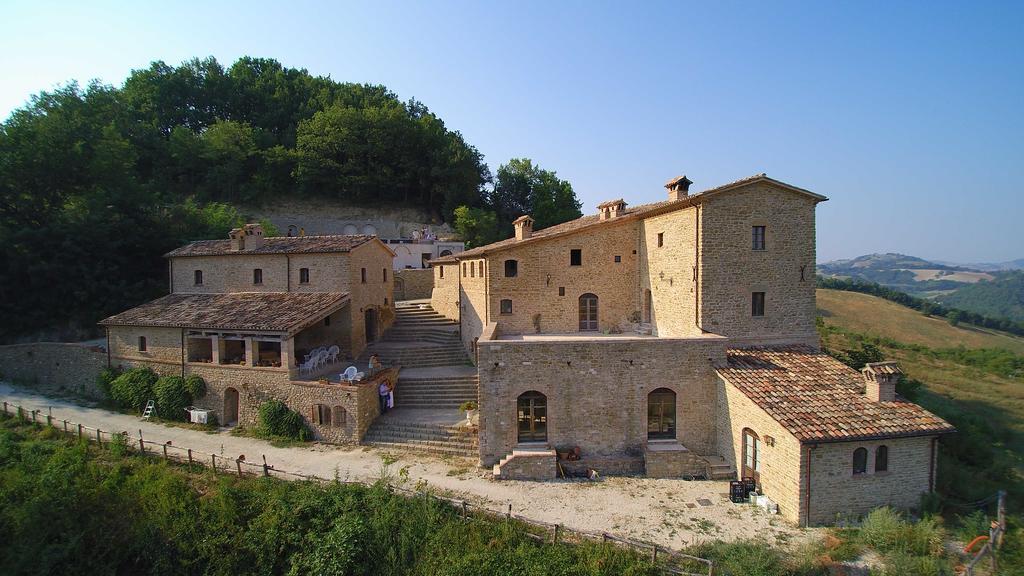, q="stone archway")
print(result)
[224,387,239,427]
